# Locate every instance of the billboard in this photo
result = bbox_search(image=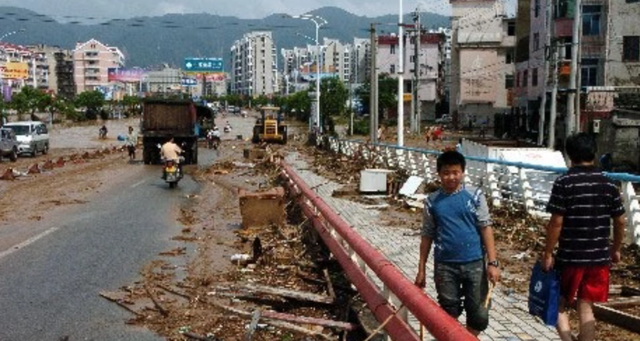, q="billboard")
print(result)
[194,72,226,82]
[107,68,146,82]
[2,62,29,79]
[459,50,497,104]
